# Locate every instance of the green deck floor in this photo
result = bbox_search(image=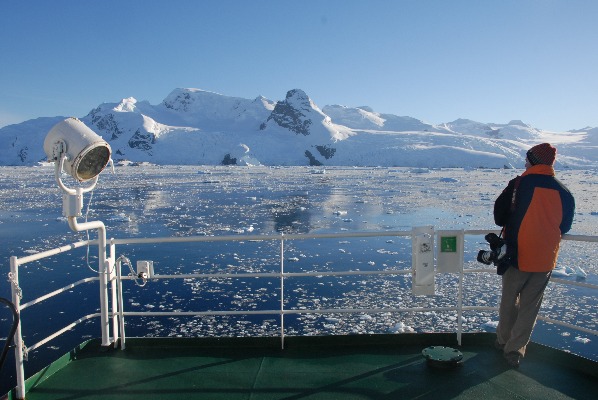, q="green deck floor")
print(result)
[7,333,598,400]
